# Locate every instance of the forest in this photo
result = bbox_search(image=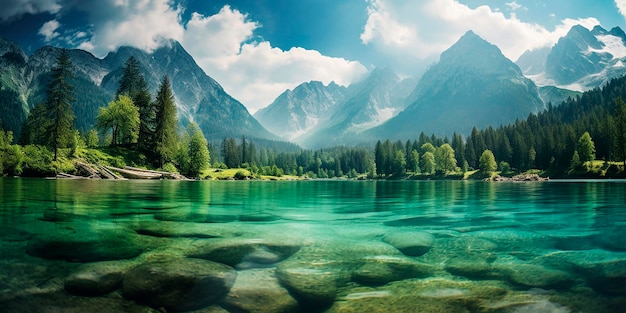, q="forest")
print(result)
[1,49,626,179]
